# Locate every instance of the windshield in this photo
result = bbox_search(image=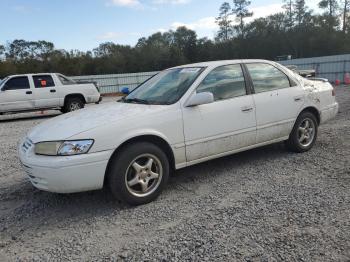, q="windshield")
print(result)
[0,77,9,87]
[123,67,204,105]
